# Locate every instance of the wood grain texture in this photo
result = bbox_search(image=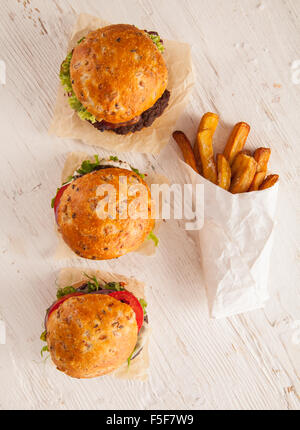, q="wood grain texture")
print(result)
[0,0,299,410]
